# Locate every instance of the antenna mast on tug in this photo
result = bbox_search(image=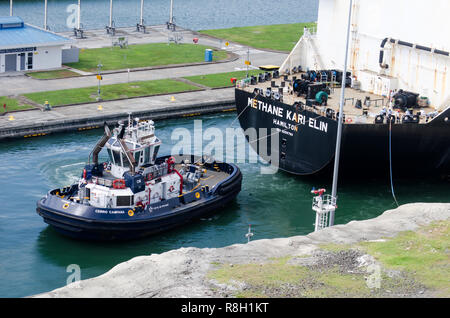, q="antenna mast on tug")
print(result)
[312,0,353,231]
